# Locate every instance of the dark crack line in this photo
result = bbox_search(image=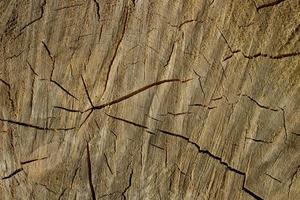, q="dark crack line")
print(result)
[20,156,48,165]
[0,118,75,131]
[86,142,96,200]
[90,79,181,111]
[54,106,83,113]
[2,168,23,180]
[92,0,101,21]
[265,173,282,183]
[150,143,164,150]
[242,51,300,60]
[223,50,240,61]
[165,111,192,116]
[245,137,271,144]
[106,113,148,129]
[58,188,67,200]
[42,41,54,61]
[20,0,46,31]
[51,80,78,100]
[80,110,94,128]
[121,169,133,200]
[189,103,217,110]
[38,183,57,194]
[242,95,278,111]
[104,153,113,175]
[291,132,300,137]
[70,167,80,189]
[257,0,285,11]
[26,60,39,76]
[223,49,300,61]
